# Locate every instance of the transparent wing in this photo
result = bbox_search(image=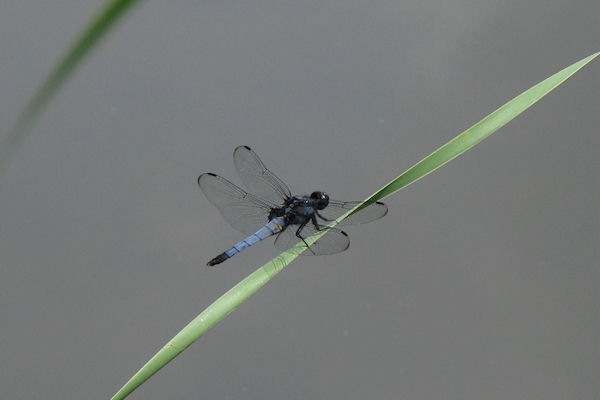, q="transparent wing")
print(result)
[274,224,350,256]
[320,200,388,226]
[198,173,275,235]
[233,145,292,205]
